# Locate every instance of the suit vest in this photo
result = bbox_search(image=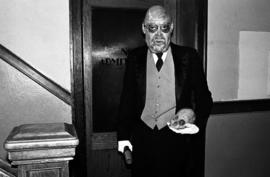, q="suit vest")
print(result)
[141,48,176,129]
